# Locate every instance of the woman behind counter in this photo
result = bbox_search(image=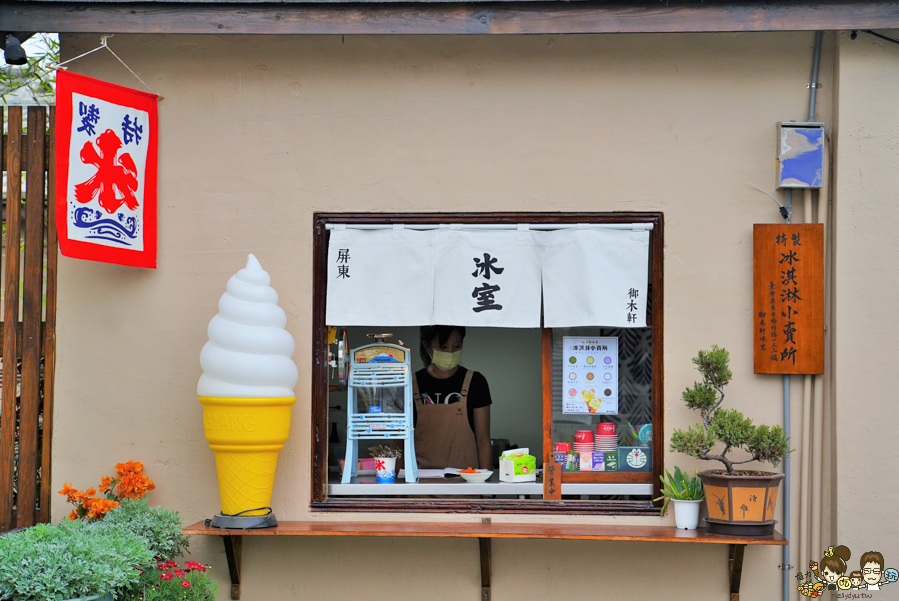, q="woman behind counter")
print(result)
[412,325,493,470]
